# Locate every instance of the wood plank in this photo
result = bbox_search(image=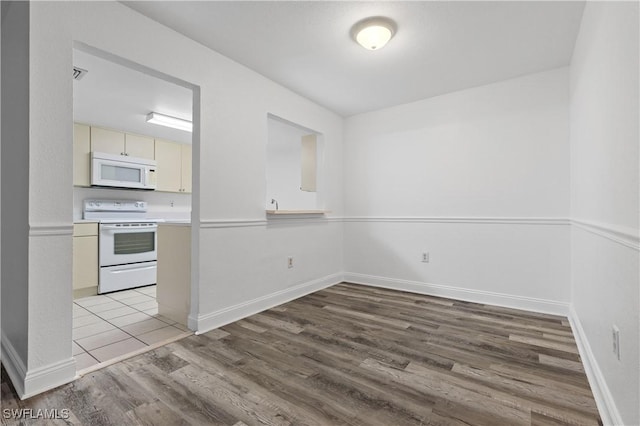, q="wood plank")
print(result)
[1,283,601,426]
